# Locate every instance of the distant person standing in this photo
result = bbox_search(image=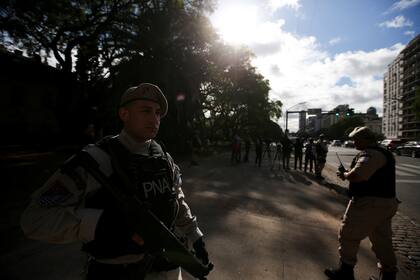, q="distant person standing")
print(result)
[190,132,202,166]
[315,134,328,179]
[272,141,283,170]
[282,136,292,170]
[231,133,242,164]
[243,137,251,162]
[304,138,316,173]
[325,127,399,280]
[262,139,272,162]
[255,136,263,167]
[294,137,303,170]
